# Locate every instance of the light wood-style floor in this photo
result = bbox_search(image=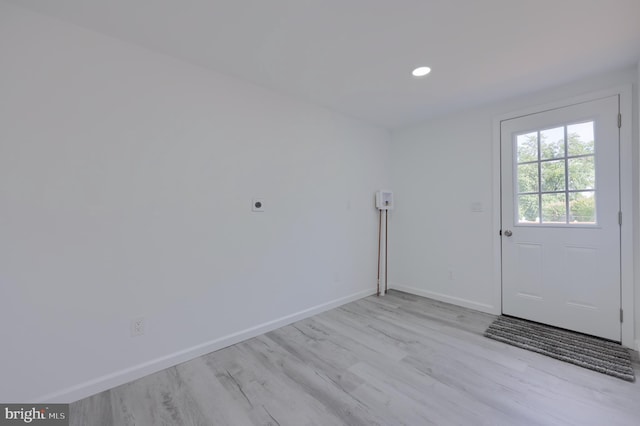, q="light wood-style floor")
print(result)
[70,290,640,425]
